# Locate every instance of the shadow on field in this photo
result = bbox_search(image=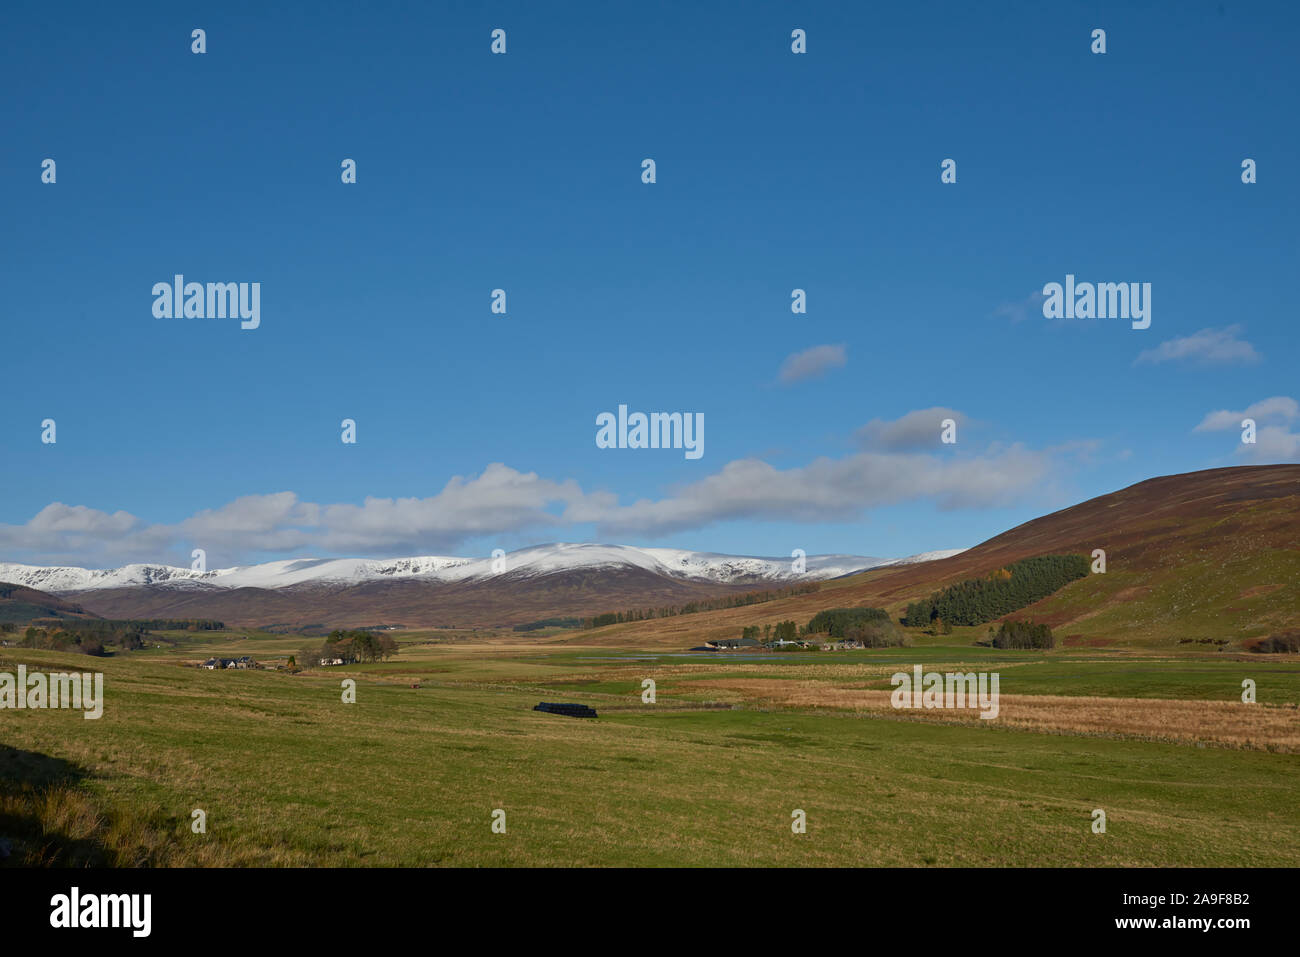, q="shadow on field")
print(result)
[0,744,112,867]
